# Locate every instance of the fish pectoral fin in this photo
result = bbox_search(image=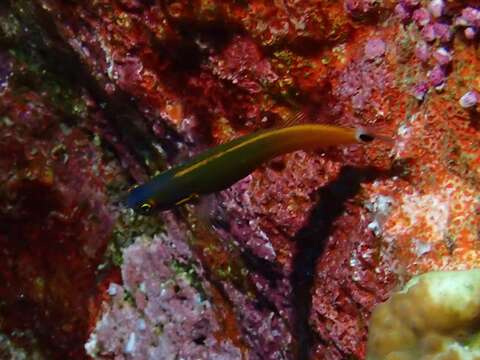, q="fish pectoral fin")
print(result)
[175,193,200,206]
[276,110,307,128]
